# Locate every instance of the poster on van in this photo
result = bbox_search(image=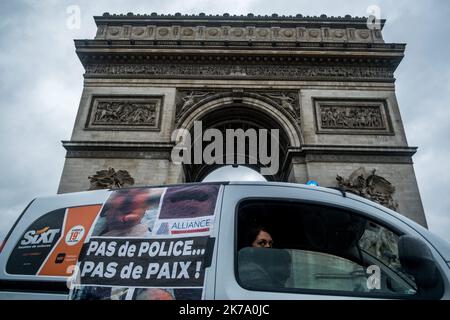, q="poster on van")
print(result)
[69,184,220,300]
